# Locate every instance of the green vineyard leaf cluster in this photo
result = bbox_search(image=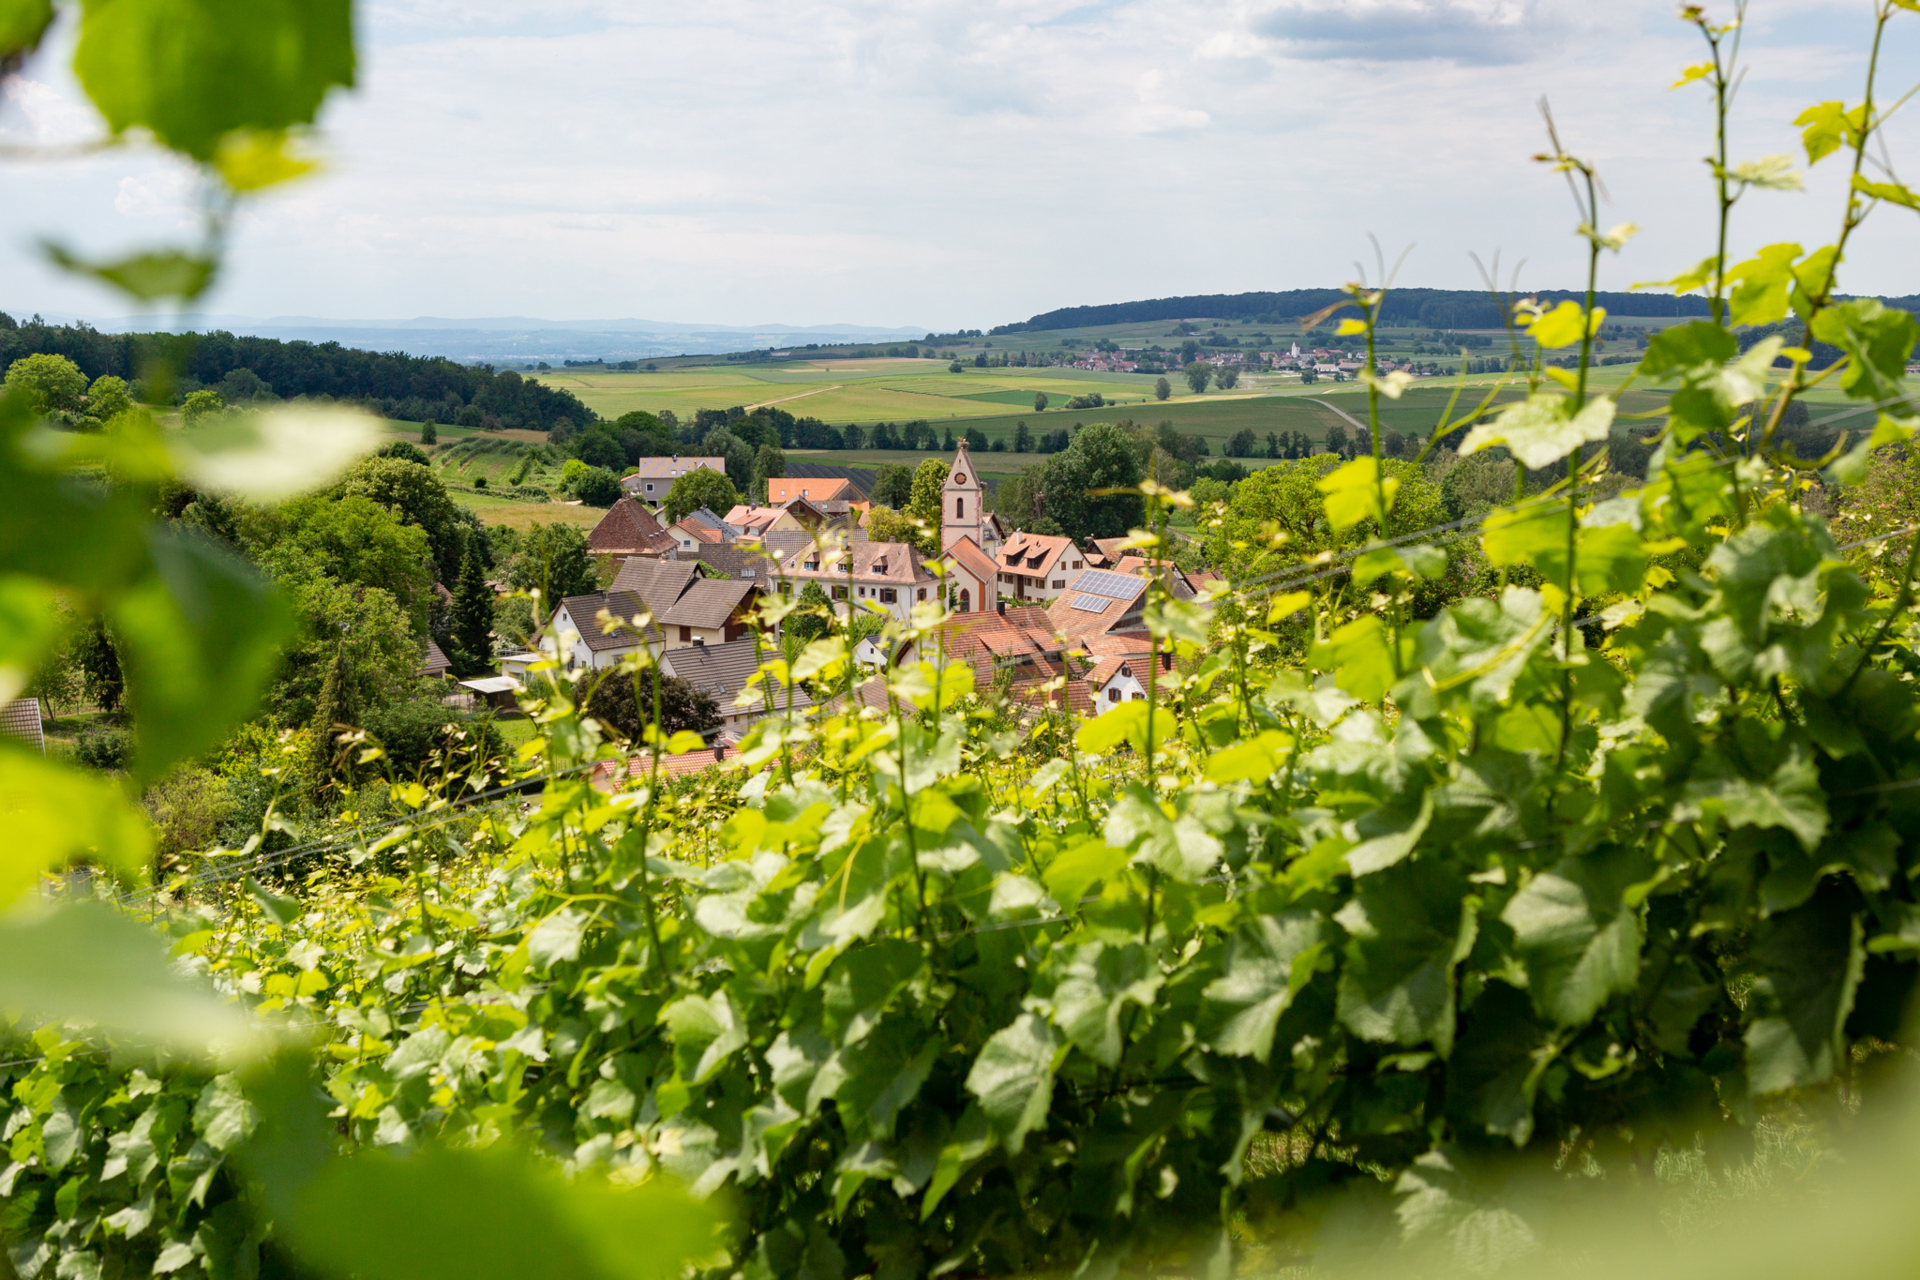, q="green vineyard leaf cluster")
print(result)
[9,0,1920,1278]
